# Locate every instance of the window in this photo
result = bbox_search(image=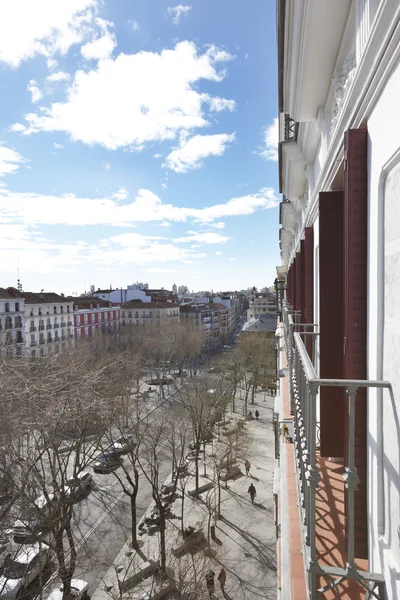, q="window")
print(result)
[91,313,95,323]
[67,306,70,313]
[53,306,57,314]
[122,311,125,318]
[128,311,132,318]
[84,314,88,324]
[46,306,50,315]
[135,311,139,318]
[31,334,35,343]
[60,306,63,314]
[85,327,89,337]
[90,304,93,310]
[5,303,10,312]
[38,307,42,316]
[15,302,20,312]
[30,307,34,316]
